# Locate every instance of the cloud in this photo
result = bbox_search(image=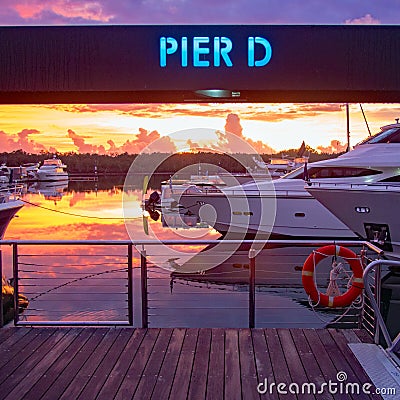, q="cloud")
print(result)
[0,128,49,153]
[222,113,275,154]
[12,0,114,22]
[68,129,106,154]
[345,14,380,25]
[317,139,347,154]
[67,127,177,154]
[0,1,398,25]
